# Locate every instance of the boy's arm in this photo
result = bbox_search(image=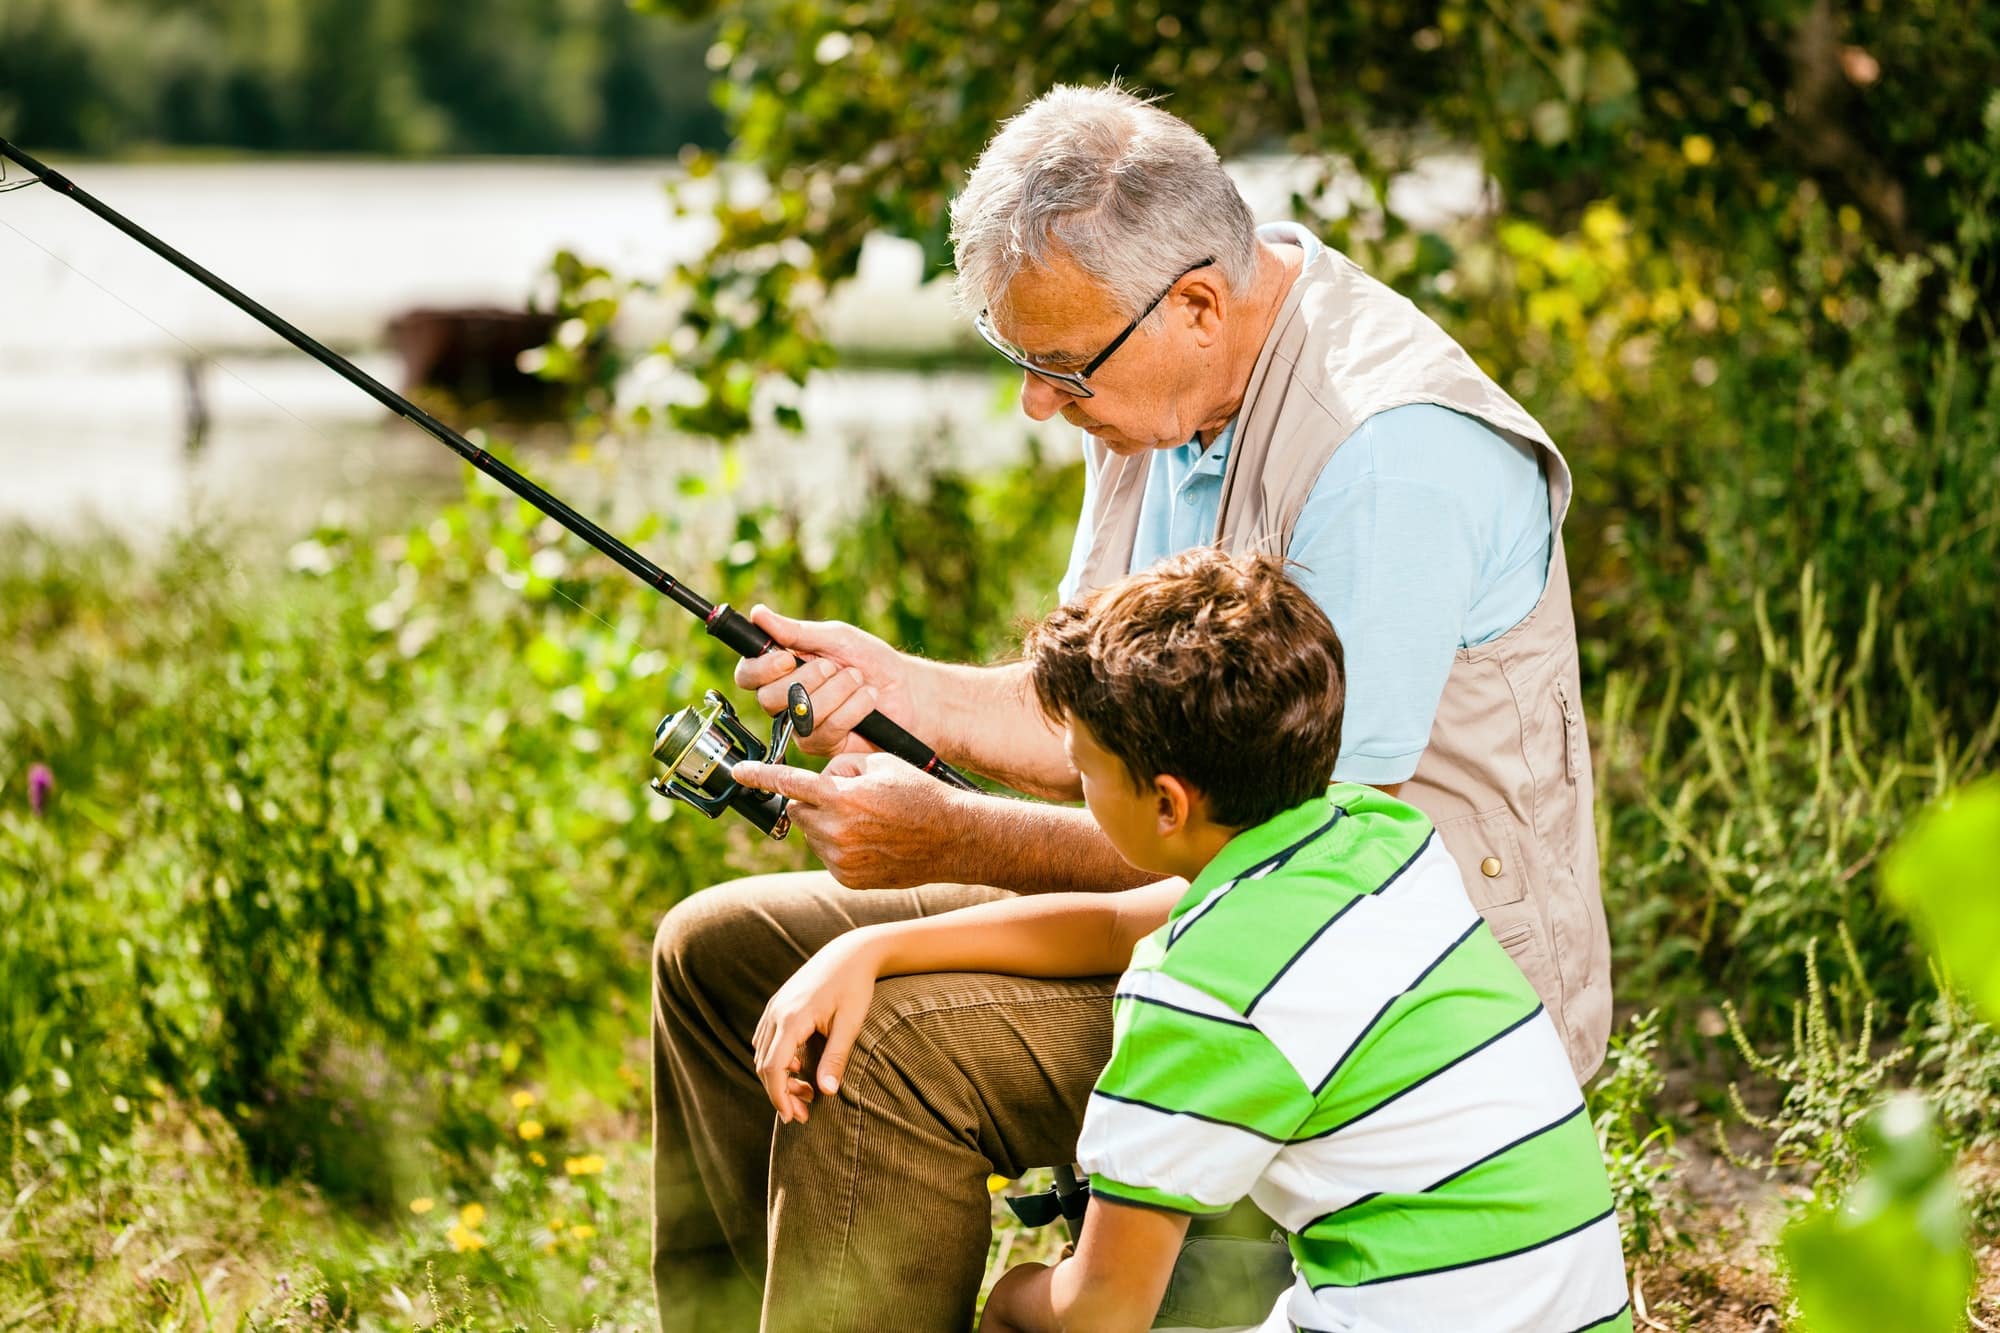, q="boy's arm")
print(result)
[979,1198,1191,1333]
[863,877,1183,981]
[753,880,1183,1119]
